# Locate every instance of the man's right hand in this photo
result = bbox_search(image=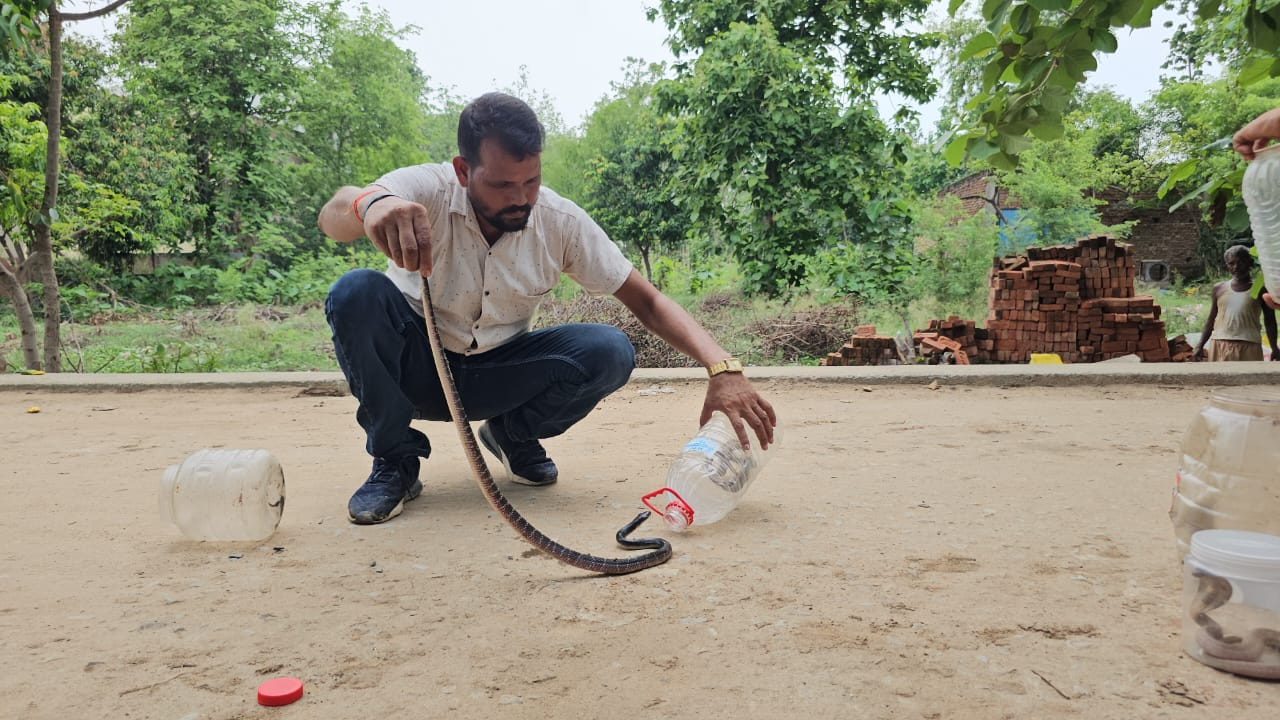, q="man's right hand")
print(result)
[364,197,434,276]
[1234,107,1280,160]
